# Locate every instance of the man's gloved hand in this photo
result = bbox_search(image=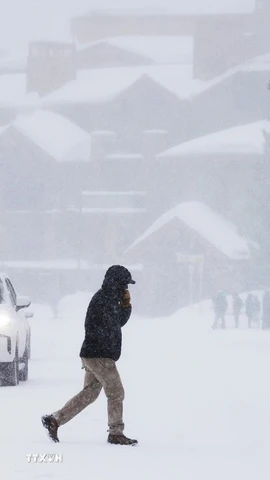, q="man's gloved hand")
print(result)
[121,289,131,307]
